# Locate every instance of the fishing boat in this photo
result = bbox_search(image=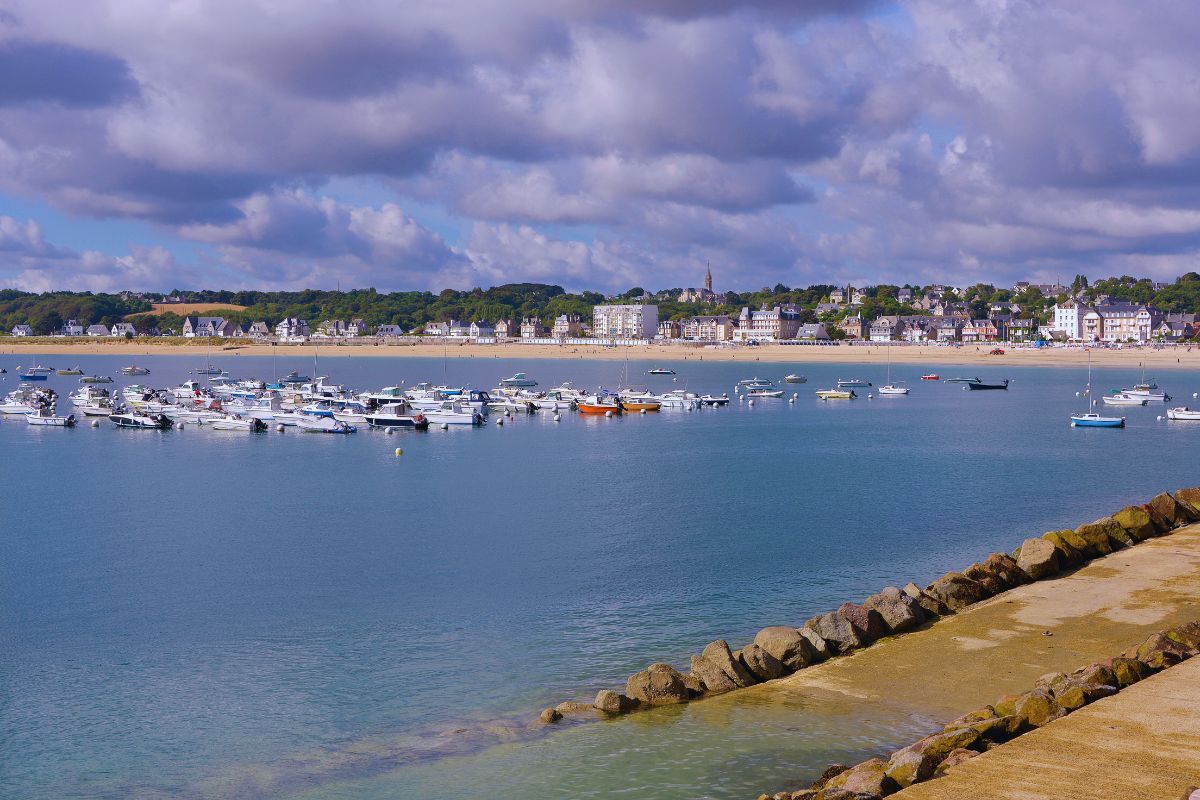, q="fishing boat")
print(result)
[878,345,909,395]
[109,410,172,429]
[944,377,981,384]
[120,366,151,376]
[424,400,485,425]
[18,371,48,382]
[1071,413,1125,428]
[836,379,872,388]
[69,386,115,416]
[618,394,662,412]
[1167,407,1200,421]
[56,367,83,376]
[26,408,76,426]
[1101,393,1147,407]
[577,394,622,414]
[499,372,538,387]
[783,374,807,383]
[698,394,730,406]
[79,375,113,384]
[296,415,356,433]
[210,415,268,432]
[965,379,1009,390]
[745,388,784,398]
[364,410,430,430]
[647,368,676,375]
[816,389,856,400]
[920,373,940,381]
[194,365,222,375]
